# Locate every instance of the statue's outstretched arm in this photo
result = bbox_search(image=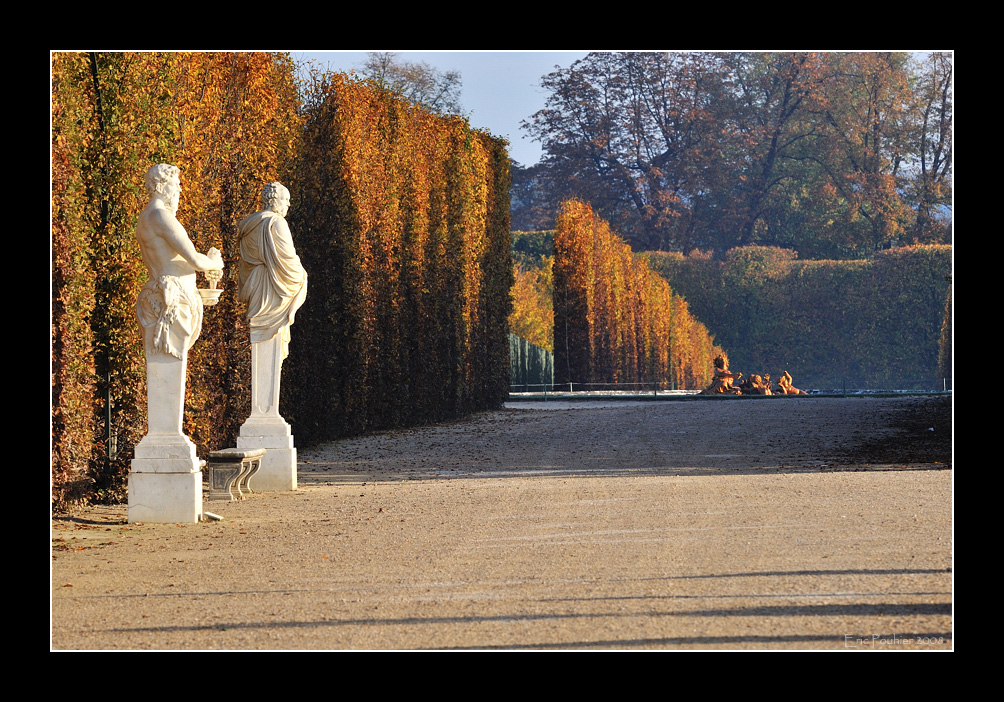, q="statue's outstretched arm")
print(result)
[154,209,223,272]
